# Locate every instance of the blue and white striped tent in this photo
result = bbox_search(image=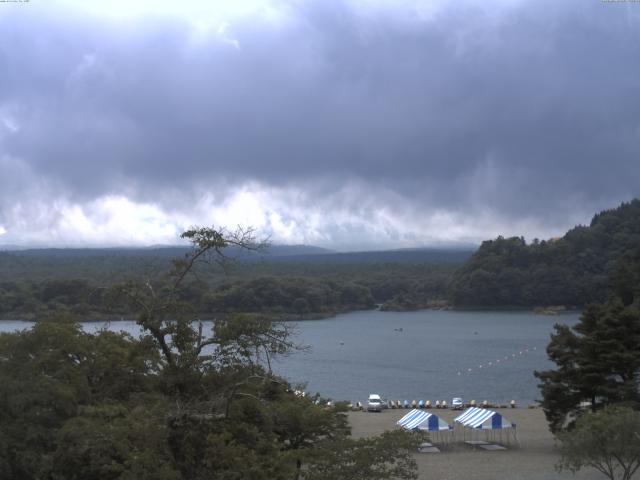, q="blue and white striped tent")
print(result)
[397,409,452,432]
[454,407,518,445]
[454,407,514,430]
